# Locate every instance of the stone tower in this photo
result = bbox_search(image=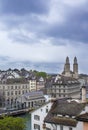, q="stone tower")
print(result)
[73,57,78,78]
[64,56,70,76]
